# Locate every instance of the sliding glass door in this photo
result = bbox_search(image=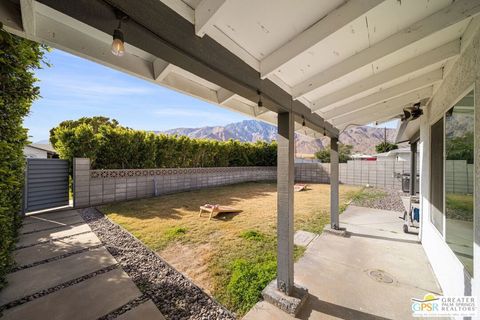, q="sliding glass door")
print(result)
[444,90,475,276]
[430,89,475,276]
